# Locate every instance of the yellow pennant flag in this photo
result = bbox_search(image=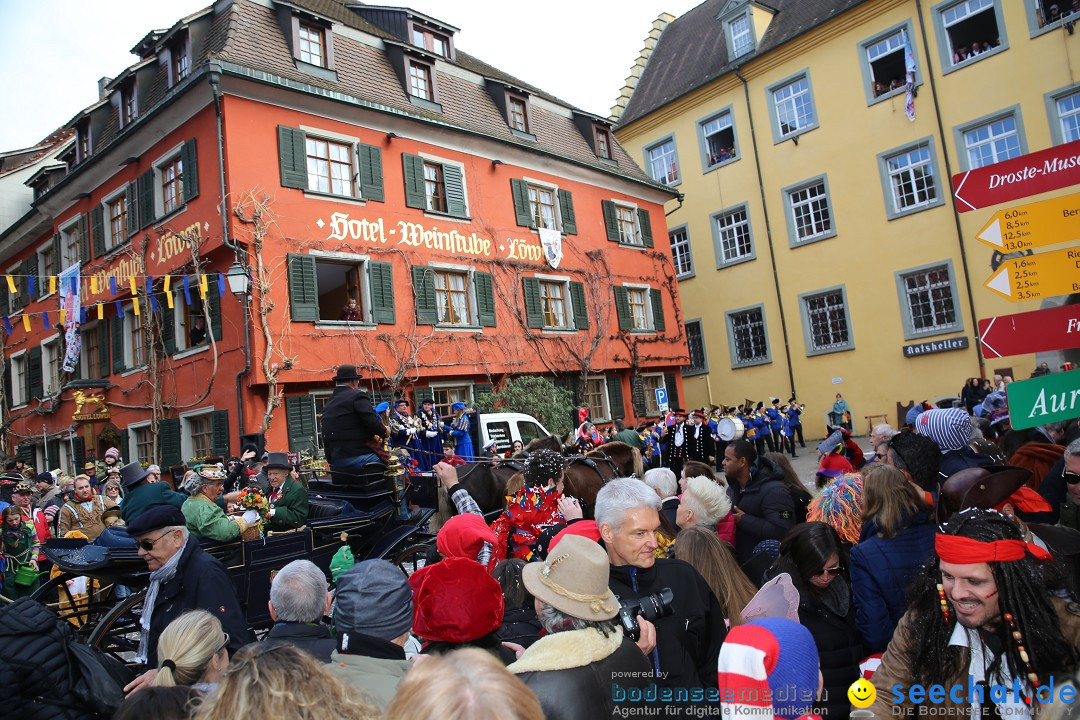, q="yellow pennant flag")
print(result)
[166,288,174,309]
[59,309,66,326]
[91,275,98,294]
[129,276,137,295]
[21,315,30,332]
[49,276,56,295]
[6,275,15,294]
[164,275,172,293]
[97,303,104,321]
[133,296,141,316]
[199,273,208,299]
